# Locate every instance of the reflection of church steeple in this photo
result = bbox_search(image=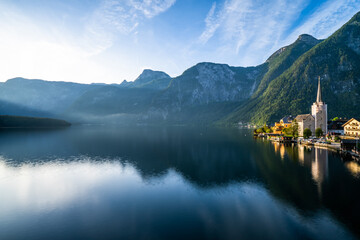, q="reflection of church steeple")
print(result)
[311,148,328,197]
